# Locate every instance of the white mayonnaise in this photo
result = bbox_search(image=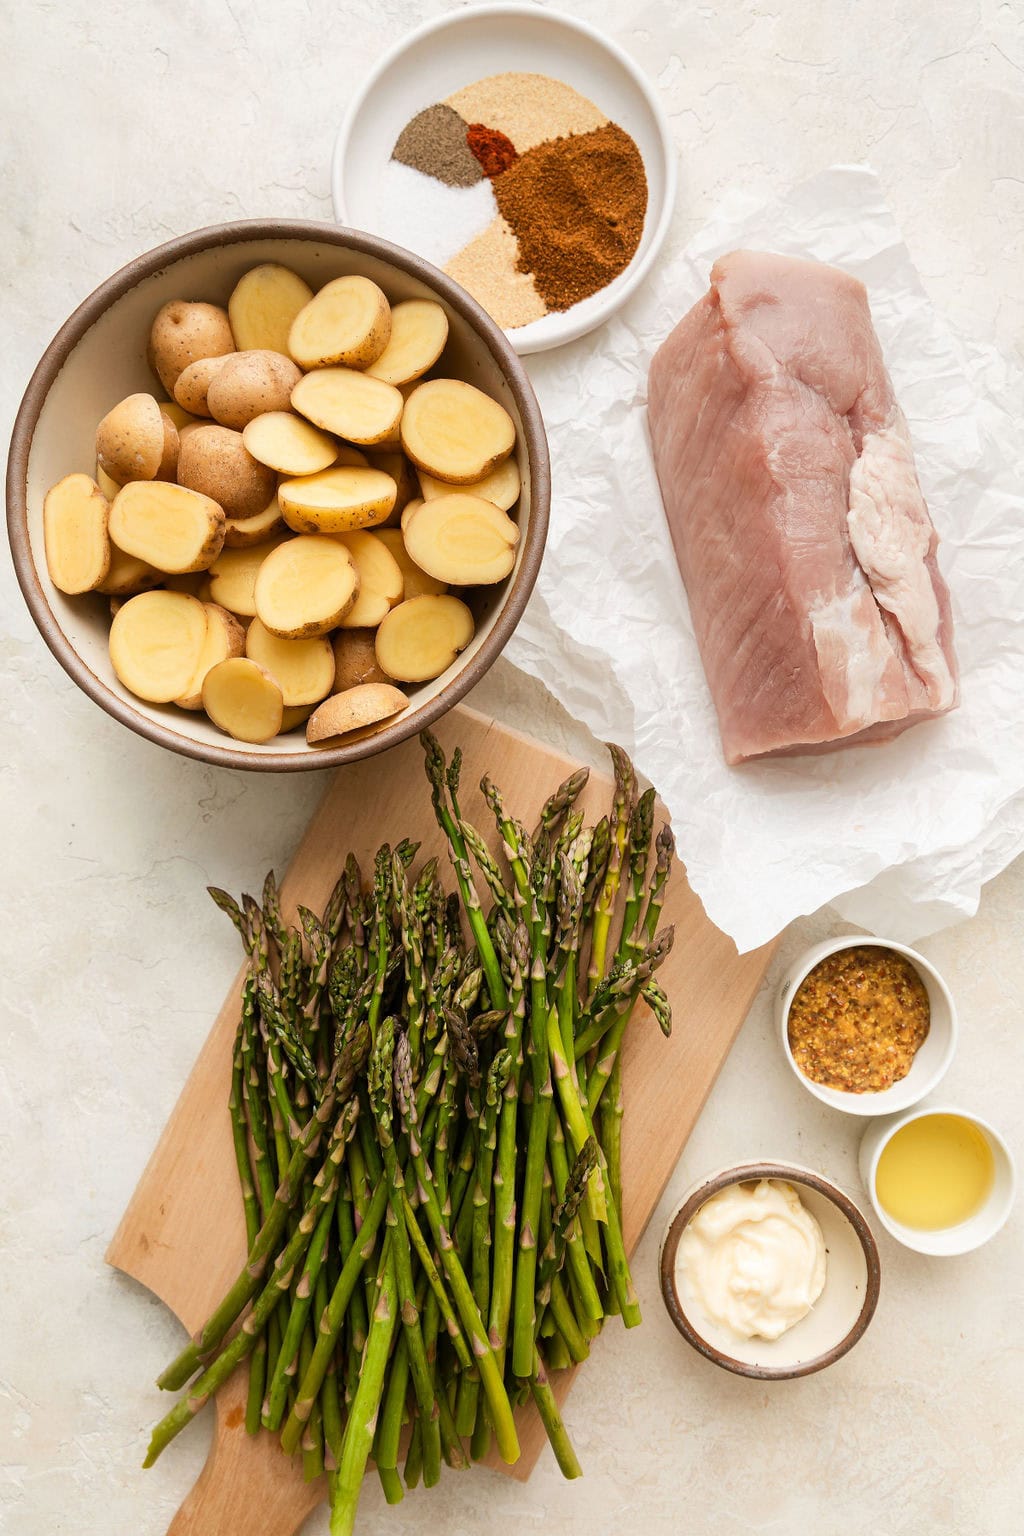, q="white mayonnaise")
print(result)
[676,1179,826,1342]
